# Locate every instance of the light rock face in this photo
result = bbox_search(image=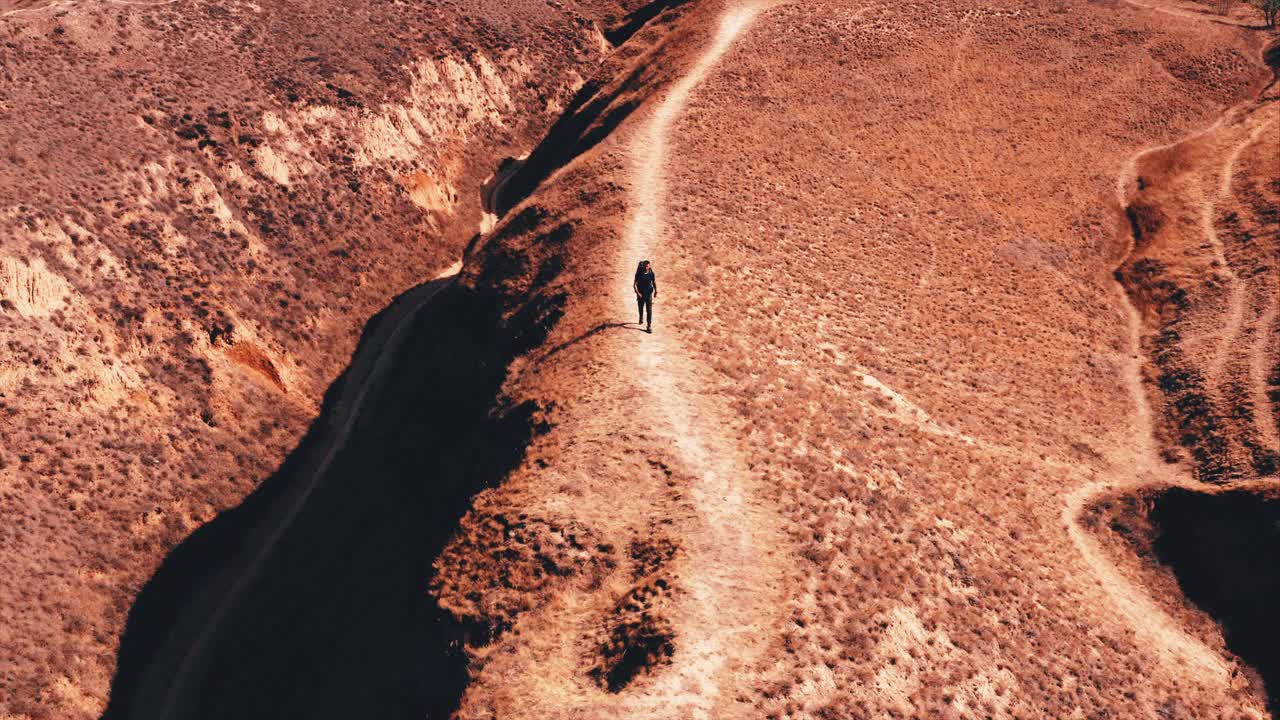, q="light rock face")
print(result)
[0,255,73,317]
[0,0,640,716]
